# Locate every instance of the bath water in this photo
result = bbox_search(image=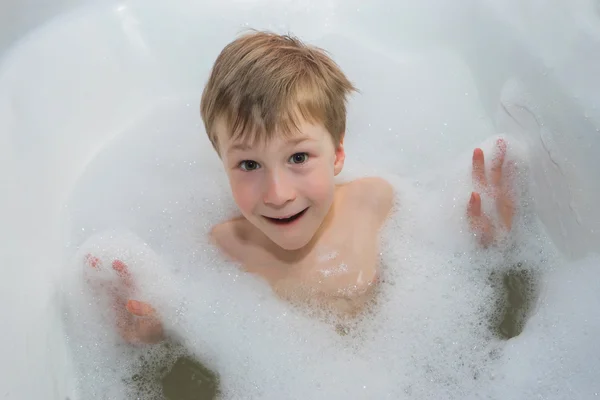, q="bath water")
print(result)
[60,34,600,399]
